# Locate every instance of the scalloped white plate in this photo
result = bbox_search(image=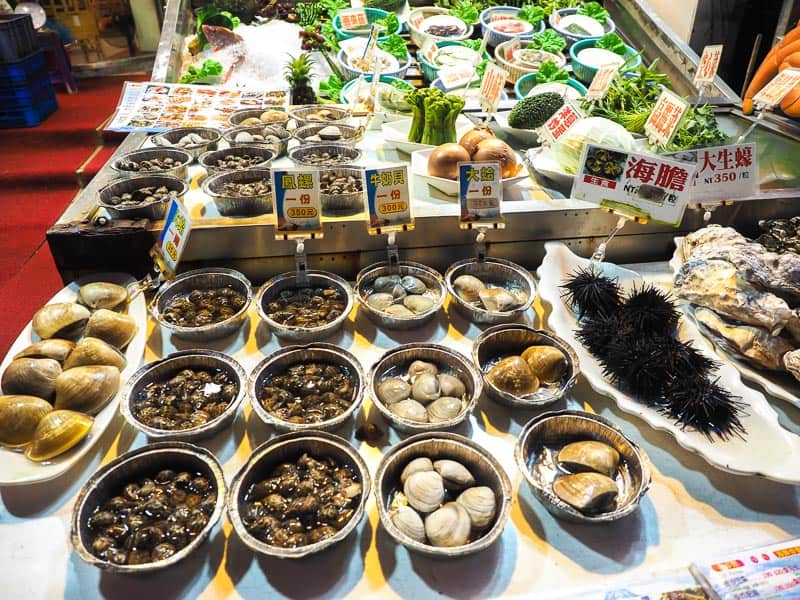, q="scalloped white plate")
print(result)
[537,242,800,484]
[669,238,800,410]
[0,273,147,486]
